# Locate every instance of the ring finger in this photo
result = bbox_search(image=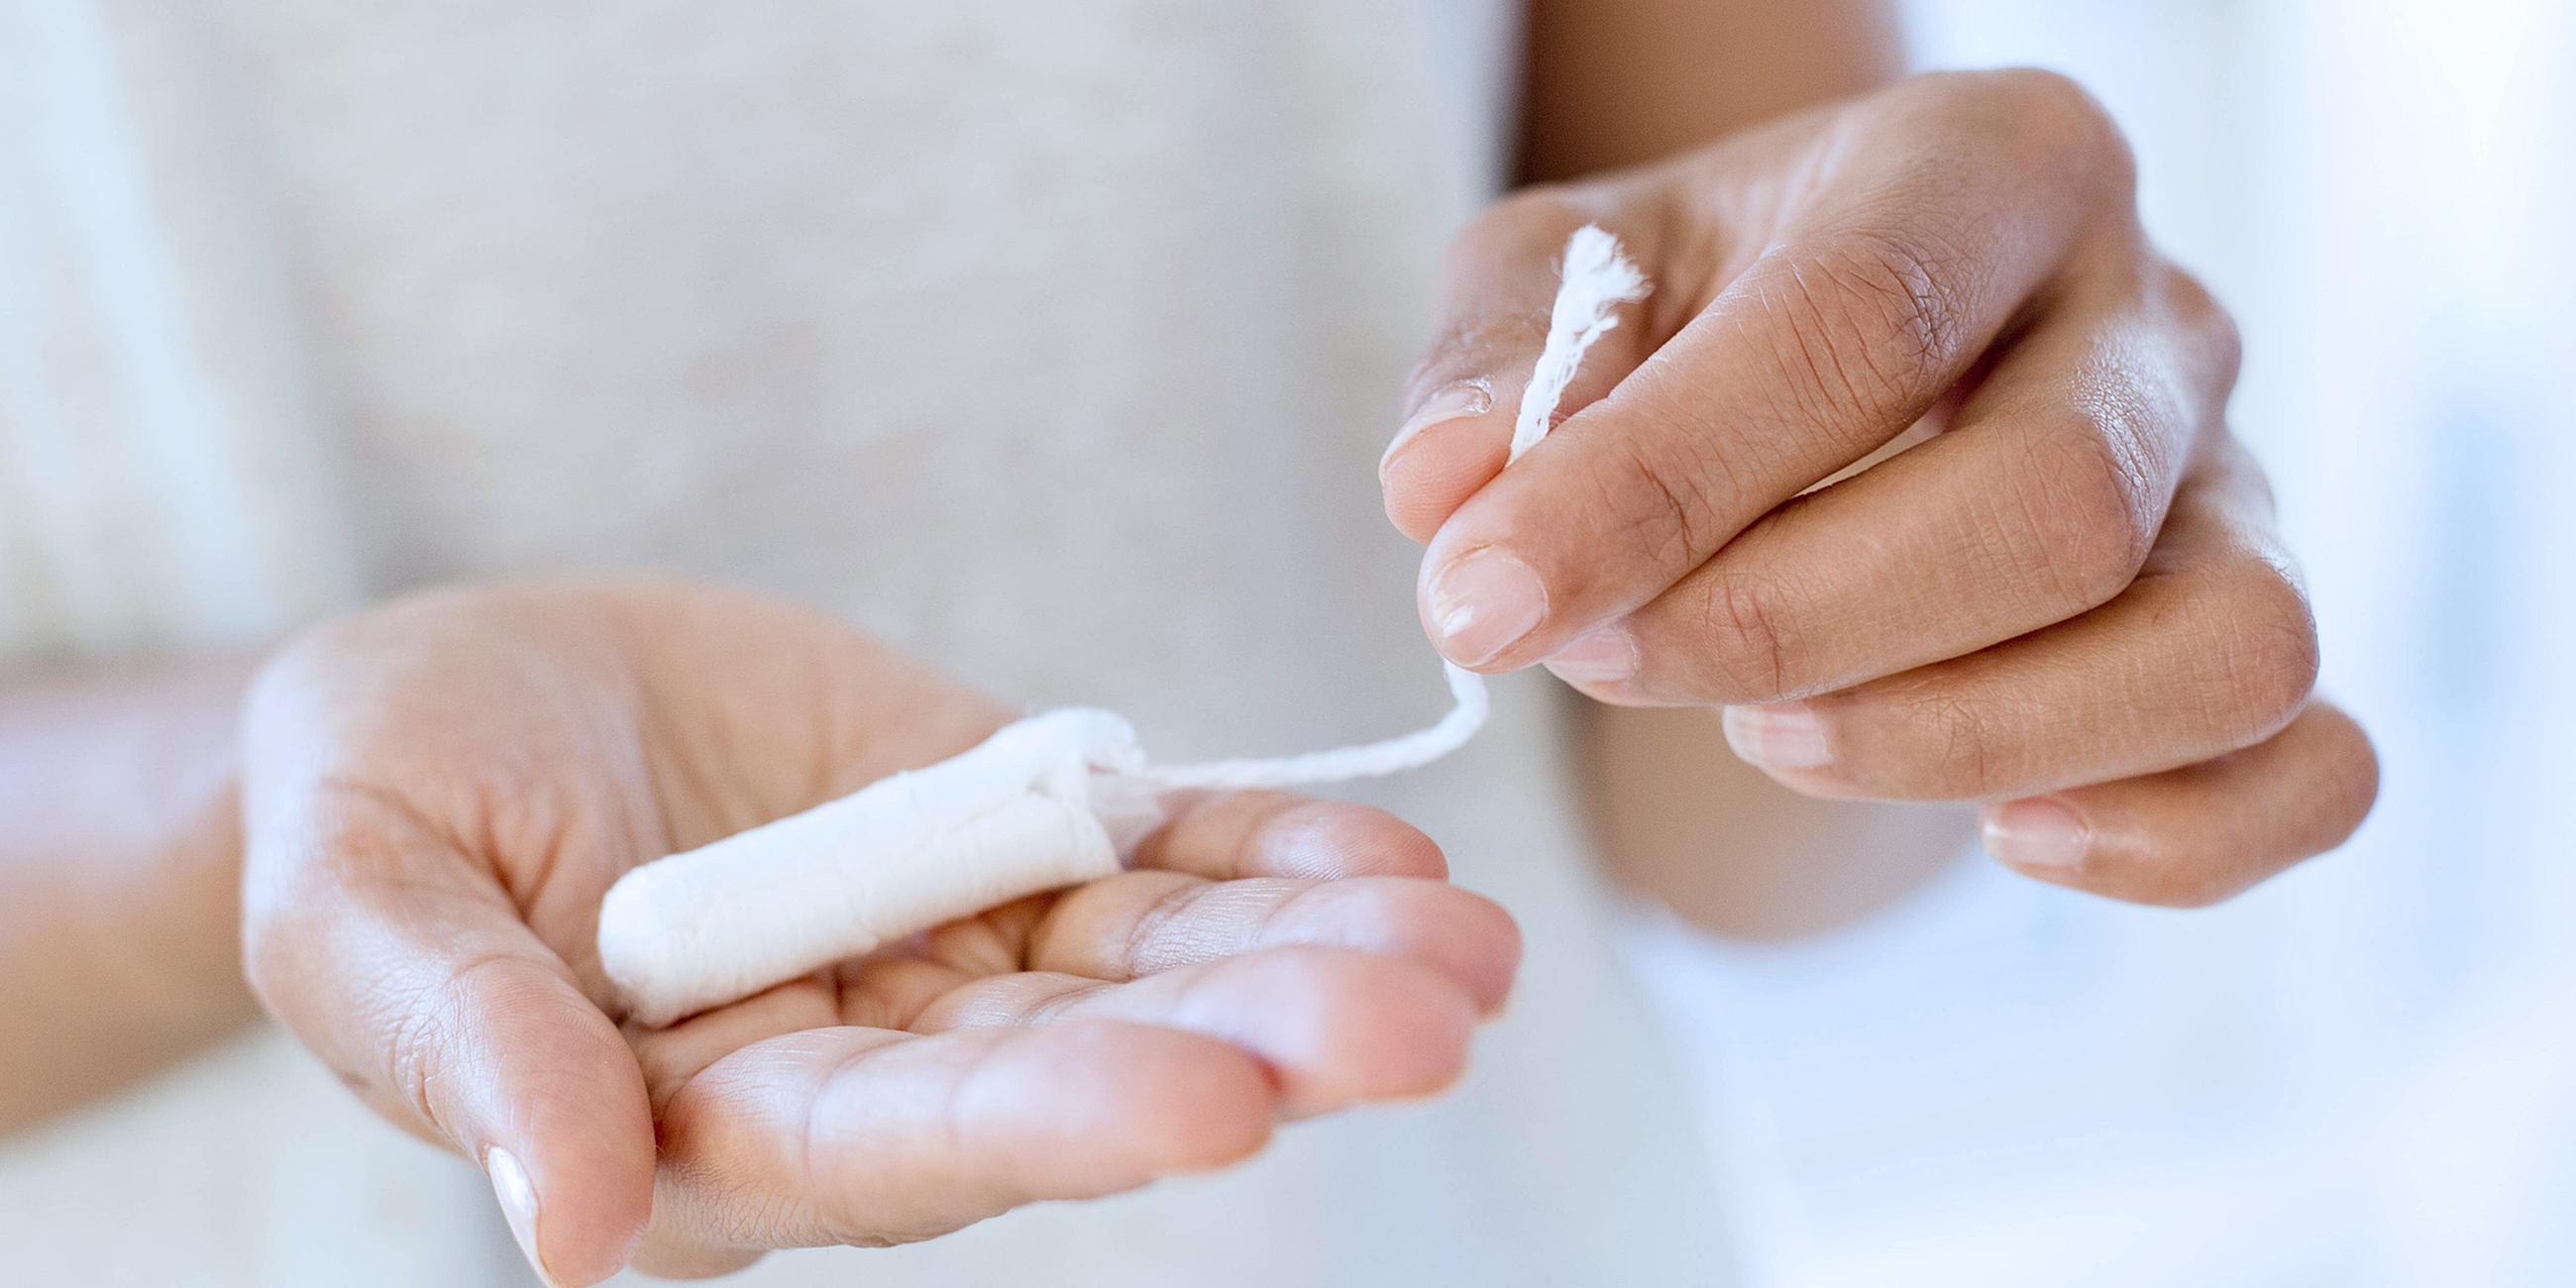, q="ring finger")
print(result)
[1719,439,2319,802]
